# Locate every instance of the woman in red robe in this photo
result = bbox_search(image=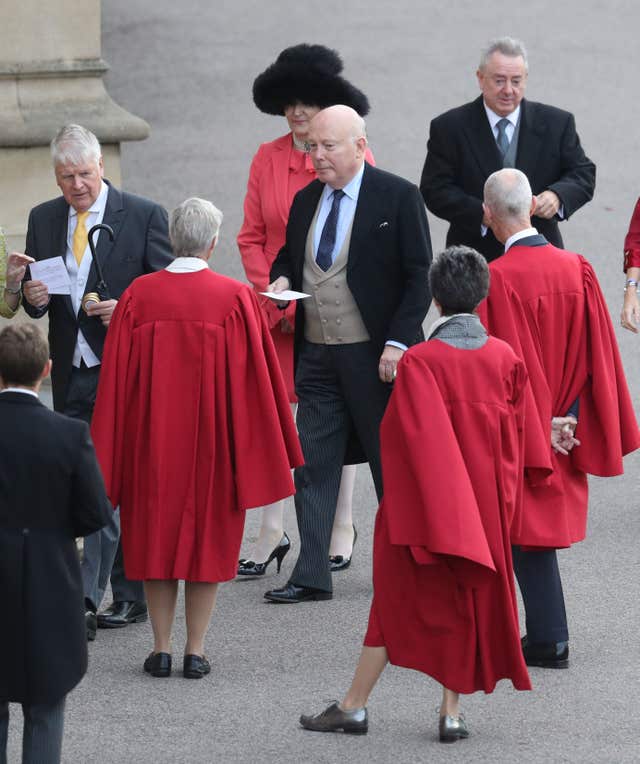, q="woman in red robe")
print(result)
[300,247,549,742]
[236,44,374,575]
[91,198,303,679]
